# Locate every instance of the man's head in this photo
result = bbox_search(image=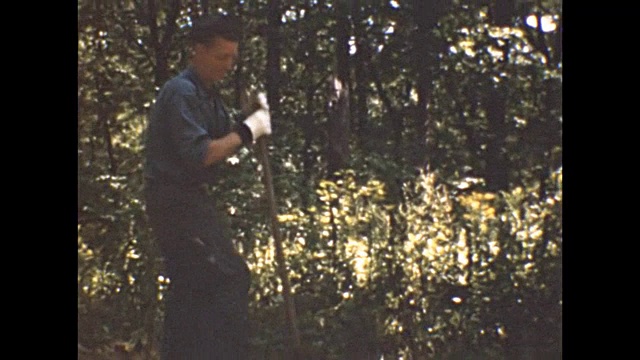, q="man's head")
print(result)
[189,14,242,86]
